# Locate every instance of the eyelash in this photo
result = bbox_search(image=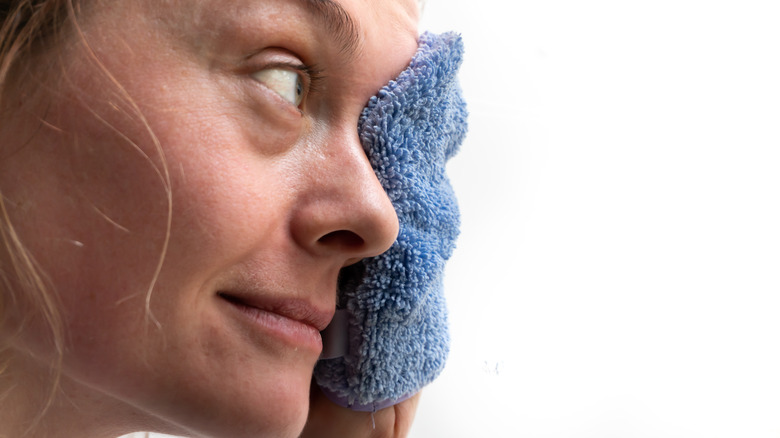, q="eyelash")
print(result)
[298,63,325,97]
